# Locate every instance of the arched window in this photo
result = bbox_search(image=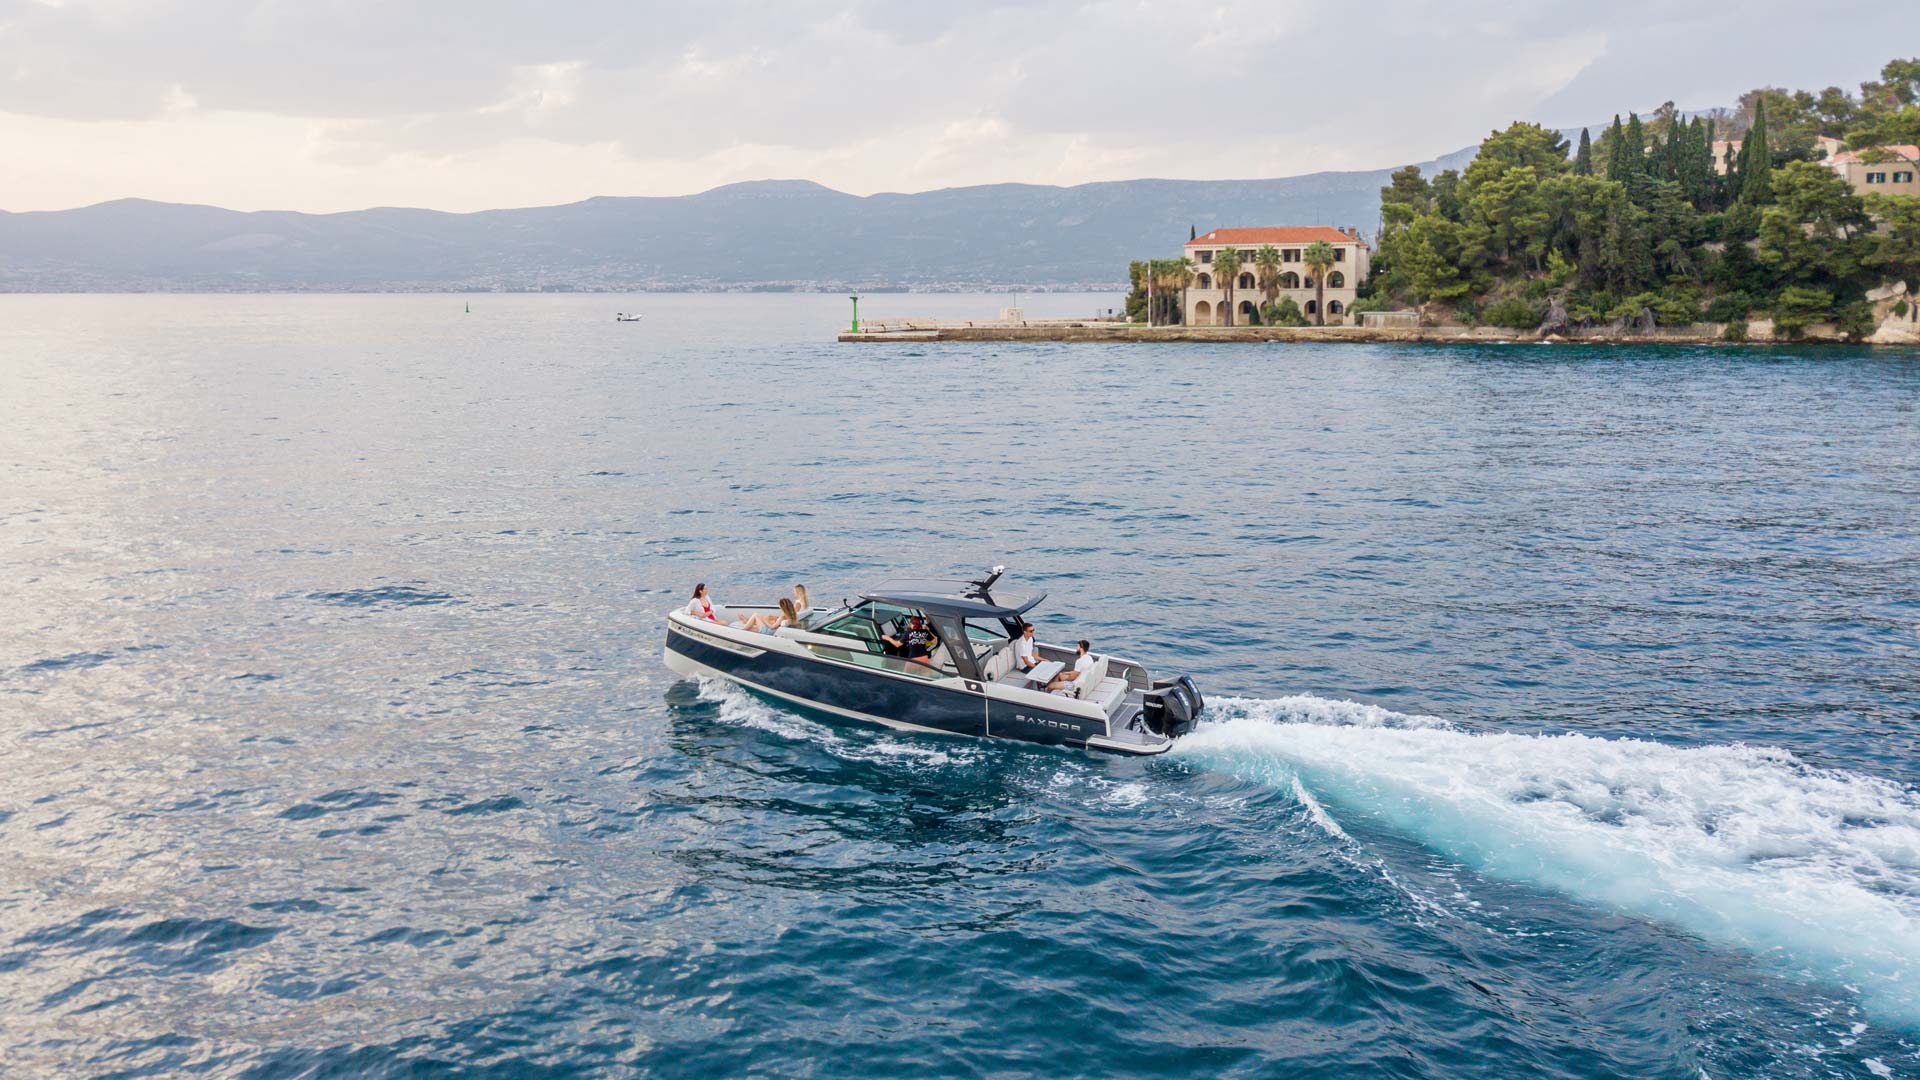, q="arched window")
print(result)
[1193,300,1213,324]
[1279,272,1300,289]
[1328,271,1346,289]
[1328,300,1344,314]
[1304,300,1318,314]
[1238,273,1255,290]
[1197,273,1212,290]
[1238,300,1256,316]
